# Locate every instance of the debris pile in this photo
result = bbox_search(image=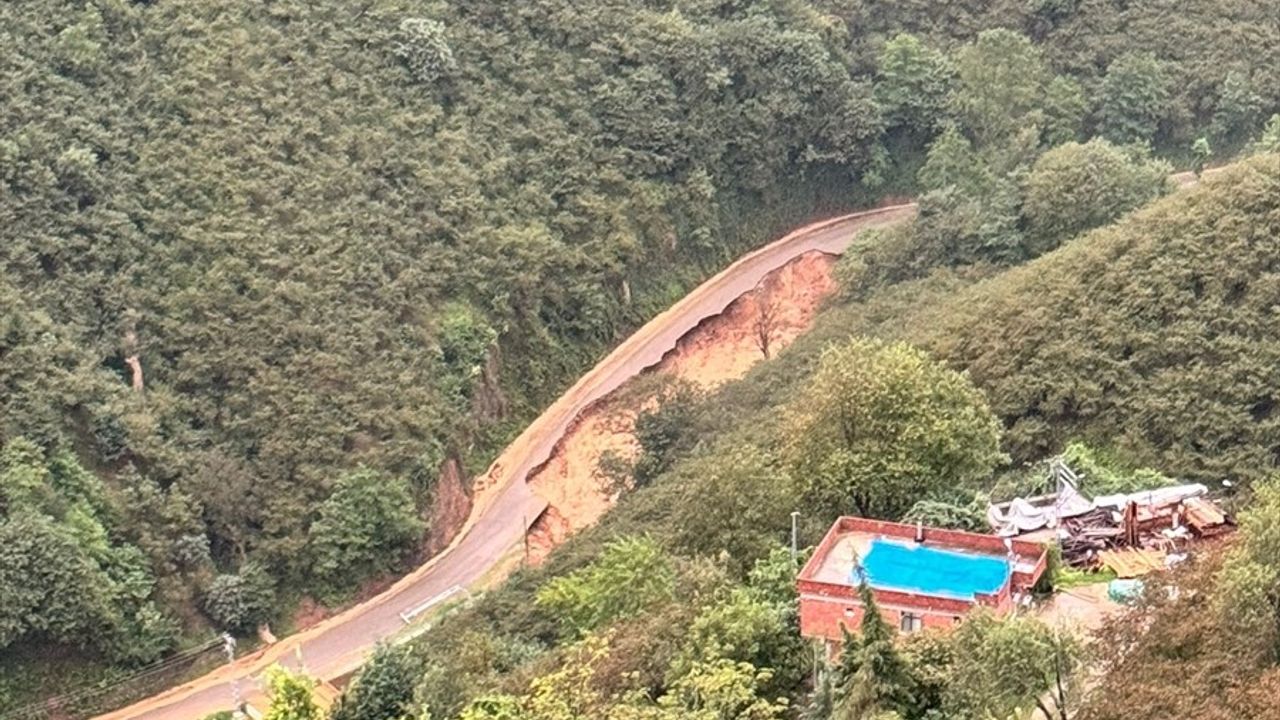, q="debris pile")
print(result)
[988,459,1233,576]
